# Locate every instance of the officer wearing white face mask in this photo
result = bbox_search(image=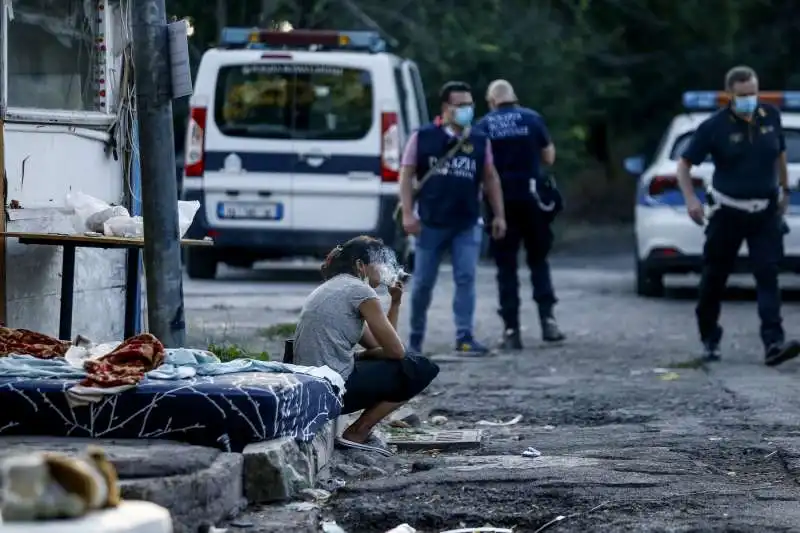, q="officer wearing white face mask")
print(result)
[678,65,800,366]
